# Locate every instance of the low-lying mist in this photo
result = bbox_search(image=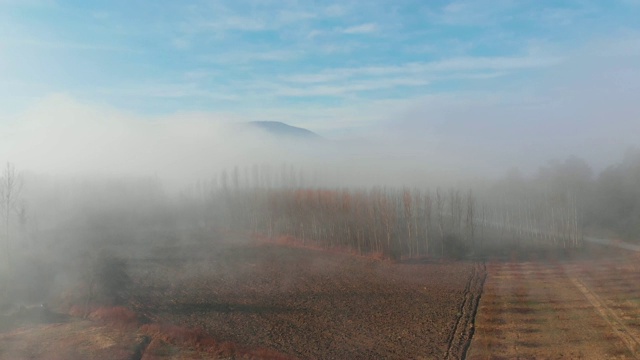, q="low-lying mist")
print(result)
[0,91,638,330]
[4,91,636,192]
